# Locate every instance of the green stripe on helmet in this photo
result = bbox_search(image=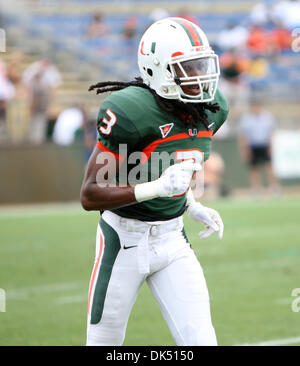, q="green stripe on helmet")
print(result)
[151,42,156,54]
[173,19,203,47]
